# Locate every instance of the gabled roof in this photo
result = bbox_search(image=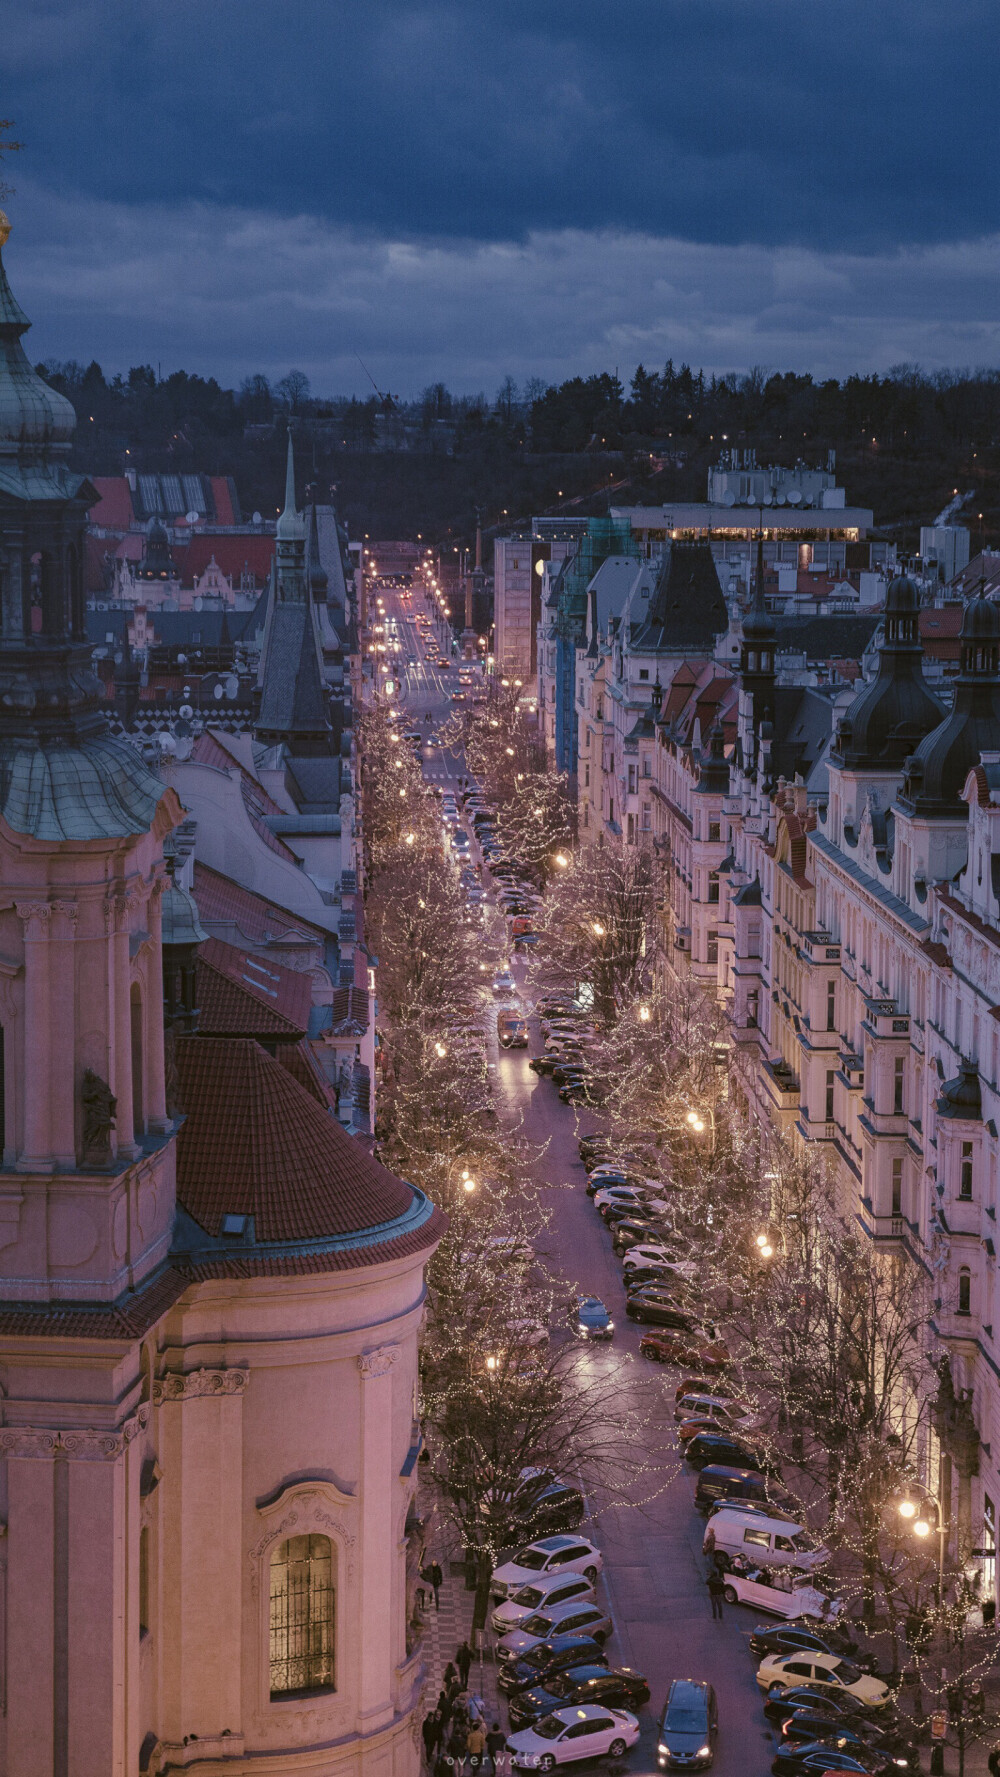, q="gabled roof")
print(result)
[197,936,312,1039]
[256,601,331,747]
